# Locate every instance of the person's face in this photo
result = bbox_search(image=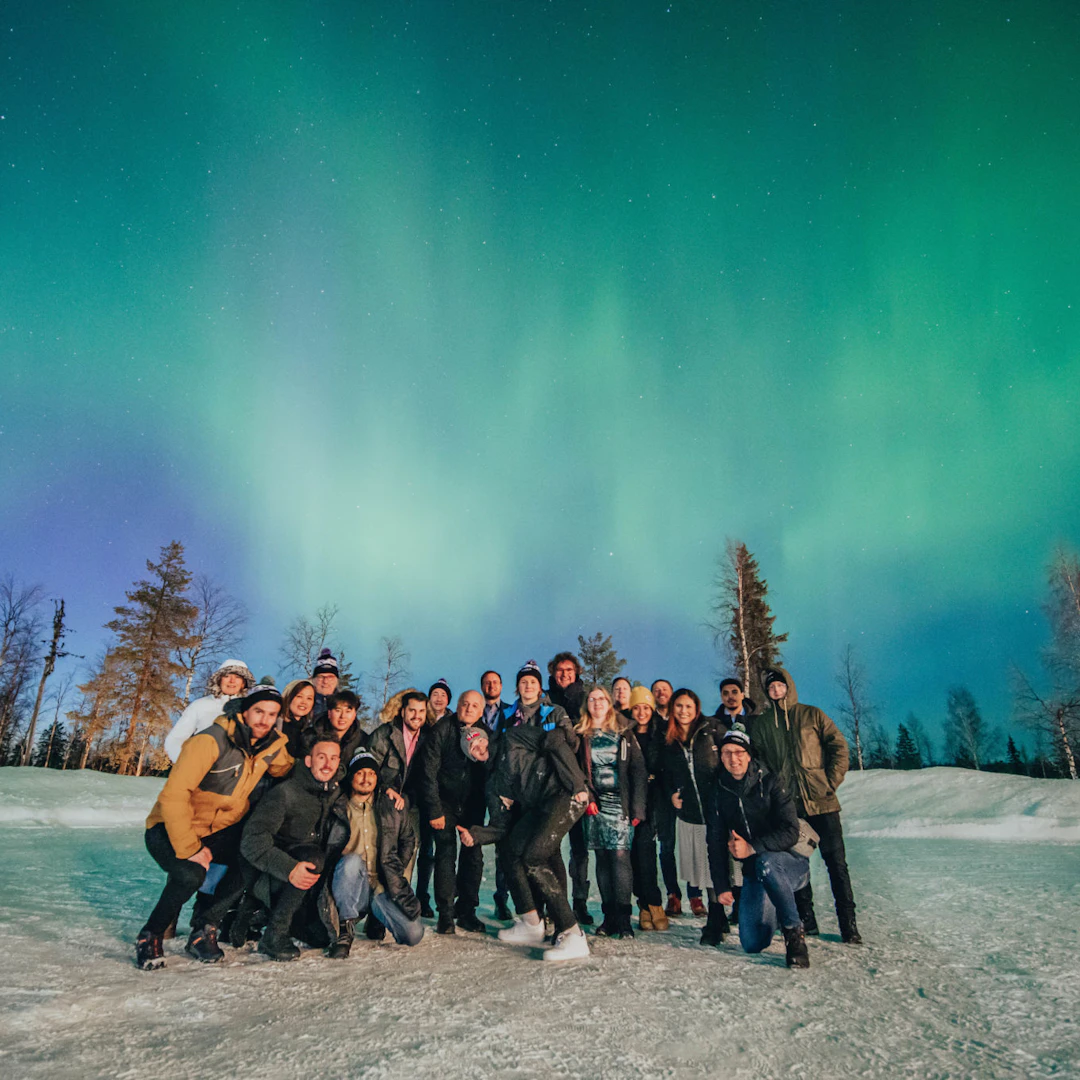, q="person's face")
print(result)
[327,704,357,732]
[458,690,484,726]
[244,700,281,739]
[587,690,610,723]
[672,694,698,727]
[631,702,652,727]
[430,687,450,712]
[768,680,788,702]
[651,681,673,706]
[721,684,745,712]
[612,681,630,708]
[219,673,245,697]
[307,741,341,782]
[720,744,751,780]
[518,675,542,704]
[467,737,490,762]
[313,672,339,696]
[351,767,378,796]
[481,672,502,701]
[290,684,315,719]
[553,661,577,689]
[403,698,427,731]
